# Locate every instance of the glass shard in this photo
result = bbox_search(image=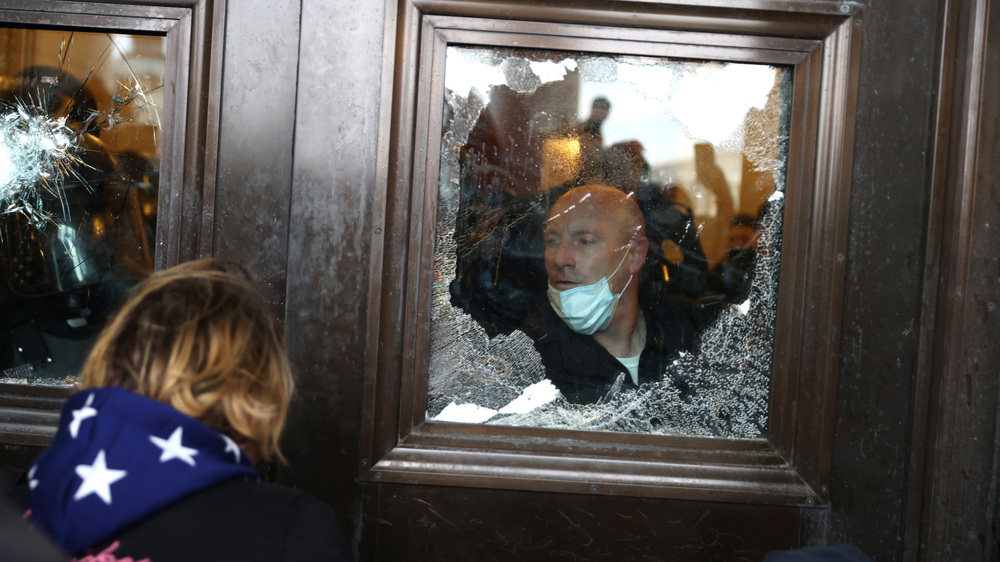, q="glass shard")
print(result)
[1,29,165,385]
[428,46,789,438]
